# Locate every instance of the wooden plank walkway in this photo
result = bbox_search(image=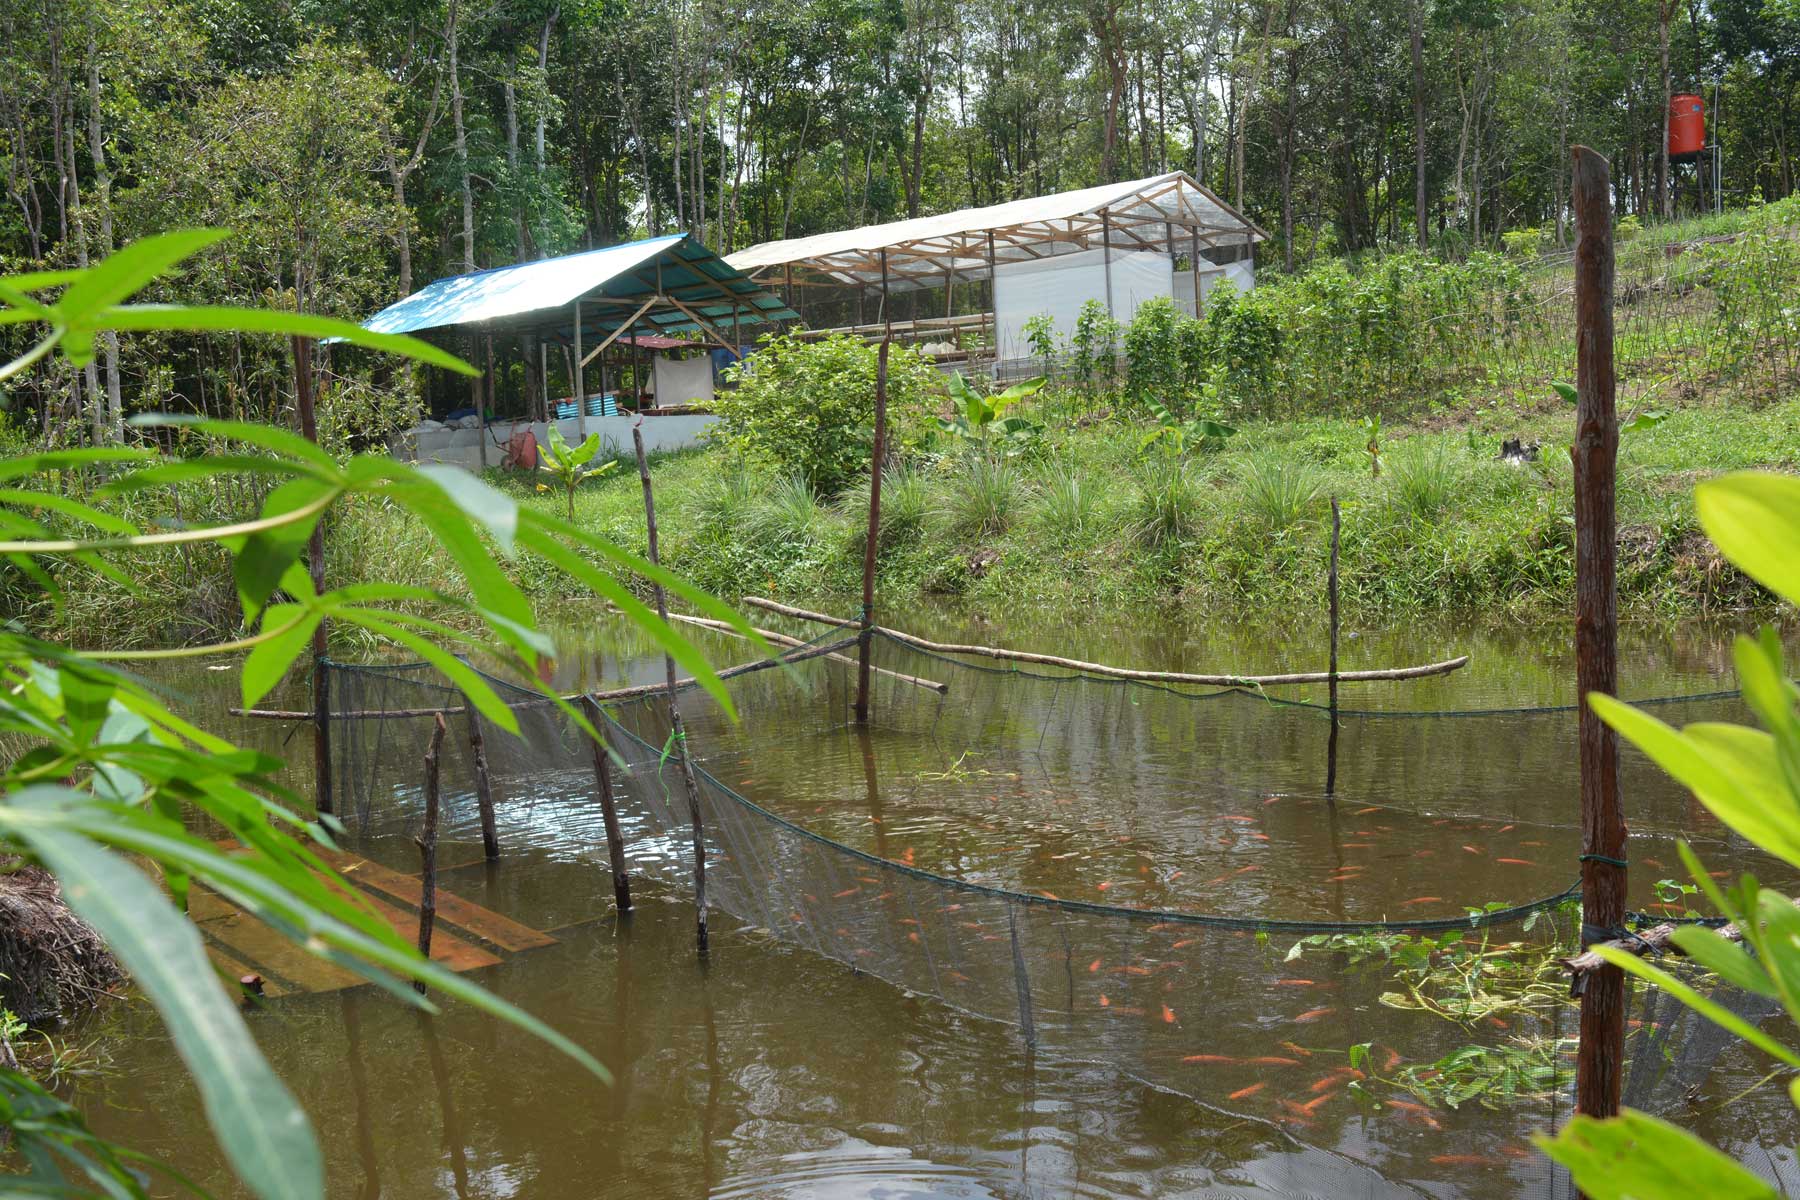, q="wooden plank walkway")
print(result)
[195,844,557,996]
